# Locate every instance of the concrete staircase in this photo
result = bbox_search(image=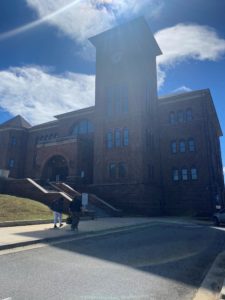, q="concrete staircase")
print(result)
[51,182,122,217]
[1,177,122,218]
